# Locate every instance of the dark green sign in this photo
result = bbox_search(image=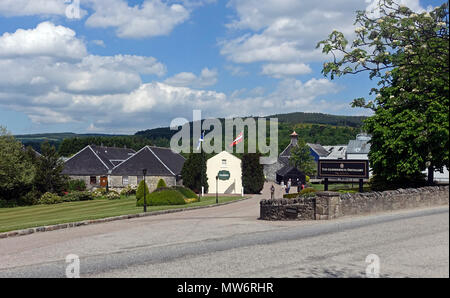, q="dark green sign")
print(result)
[218,170,231,180]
